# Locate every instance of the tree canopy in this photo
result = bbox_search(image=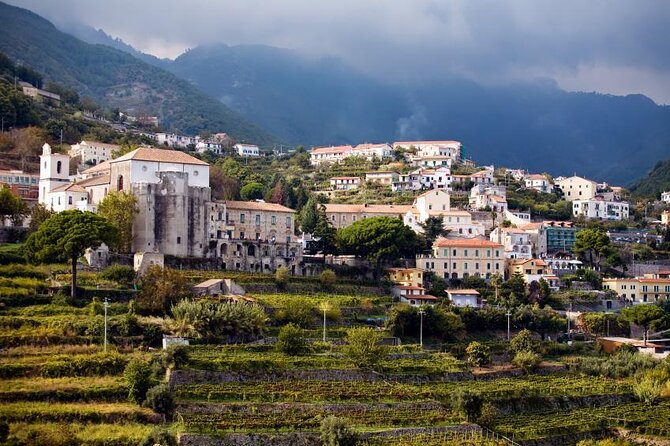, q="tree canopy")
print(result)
[622,305,667,345]
[97,191,138,253]
[336,216,420,272]
[24,210,118,299]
